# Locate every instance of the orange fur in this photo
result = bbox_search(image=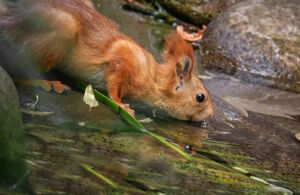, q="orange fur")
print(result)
[0,0,213,121]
